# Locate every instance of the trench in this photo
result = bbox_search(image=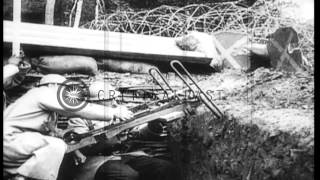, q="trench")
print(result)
[3,0,314,179]
[3,51,314,180]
